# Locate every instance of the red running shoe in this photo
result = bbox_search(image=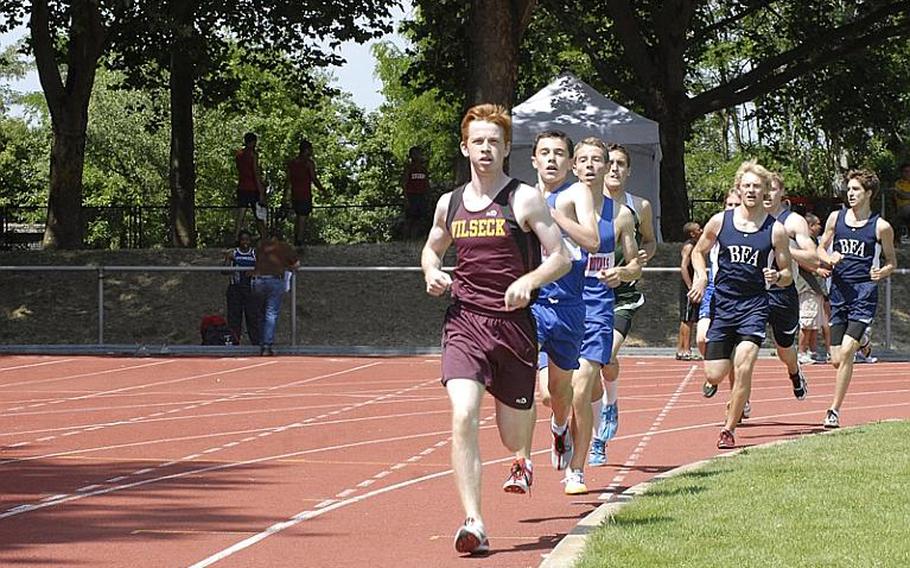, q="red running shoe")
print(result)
[454,517,489,555]
[502,458,533,495]
[717,428,735,449]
